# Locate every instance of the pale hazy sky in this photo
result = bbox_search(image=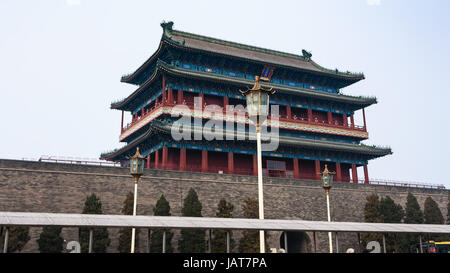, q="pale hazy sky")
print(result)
[0,0,449,187]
